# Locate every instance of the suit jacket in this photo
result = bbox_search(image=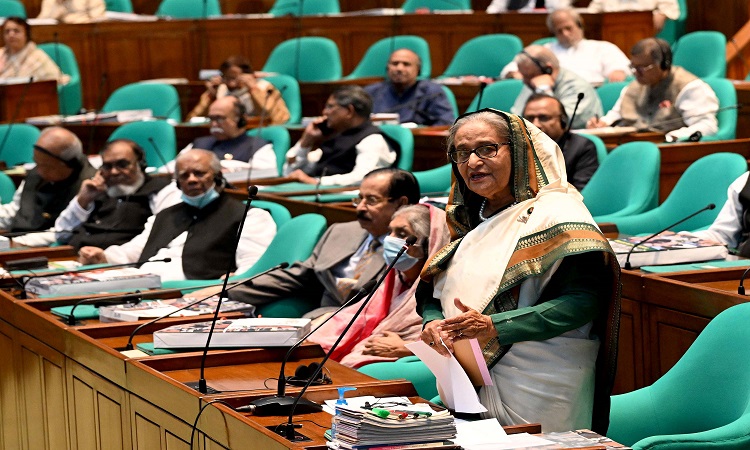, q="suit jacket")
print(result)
[228,221,386,309]
[559,133,599,191]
